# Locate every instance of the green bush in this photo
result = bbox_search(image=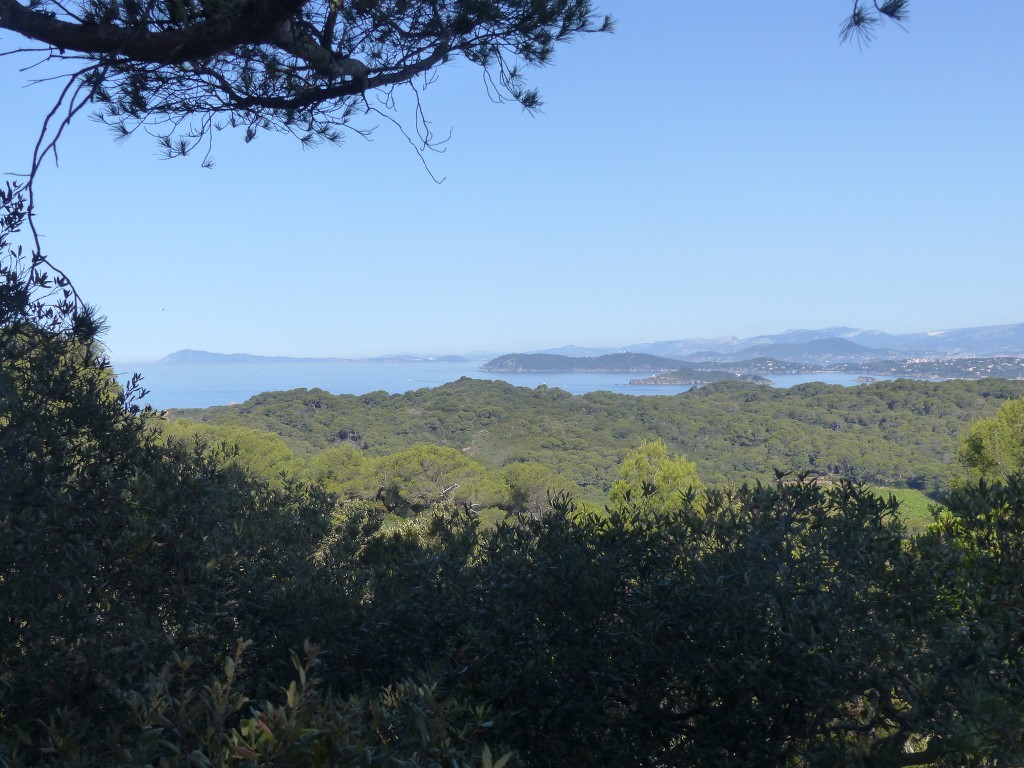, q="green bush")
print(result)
[0,185,506,767]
